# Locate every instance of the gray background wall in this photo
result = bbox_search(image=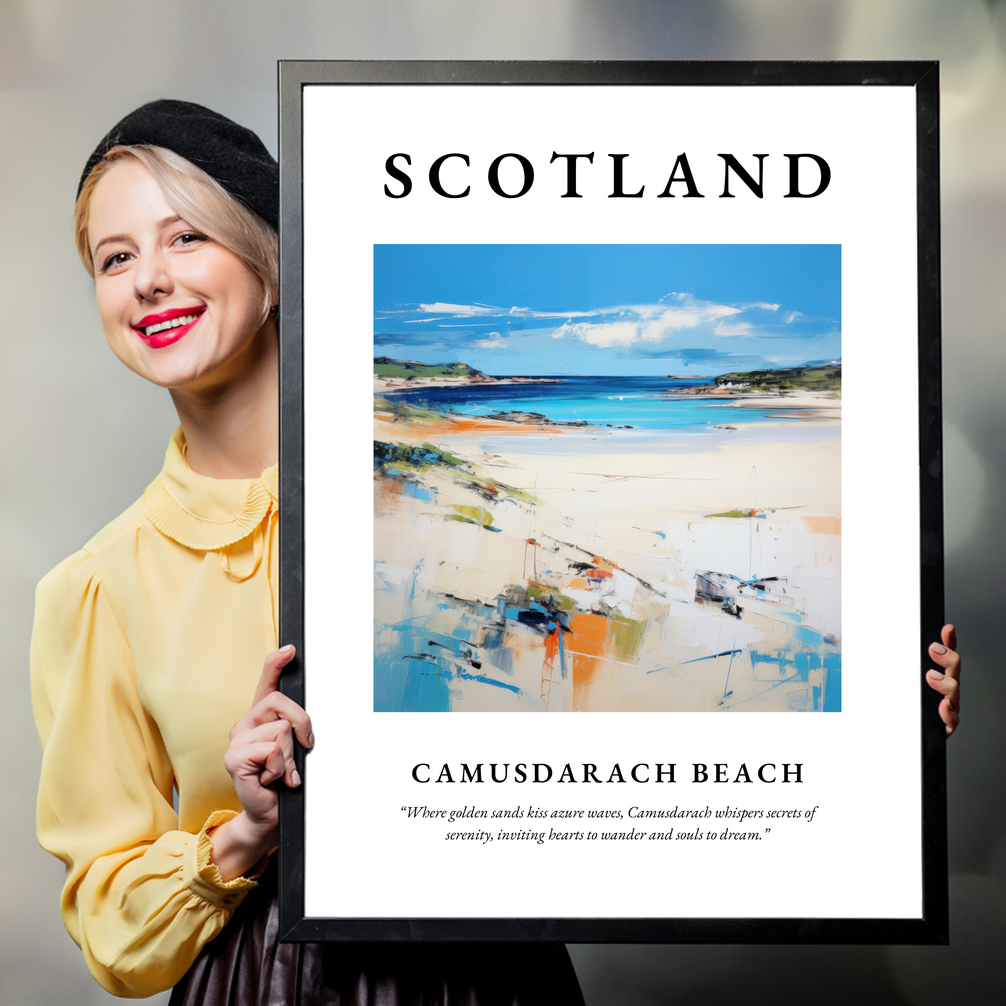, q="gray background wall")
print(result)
[1,2,1002,1003]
